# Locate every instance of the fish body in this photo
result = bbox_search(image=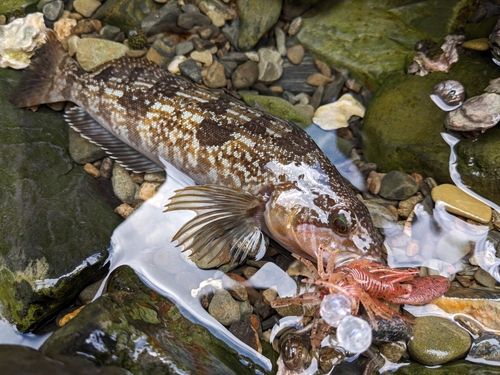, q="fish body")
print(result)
[10,31,380,268]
